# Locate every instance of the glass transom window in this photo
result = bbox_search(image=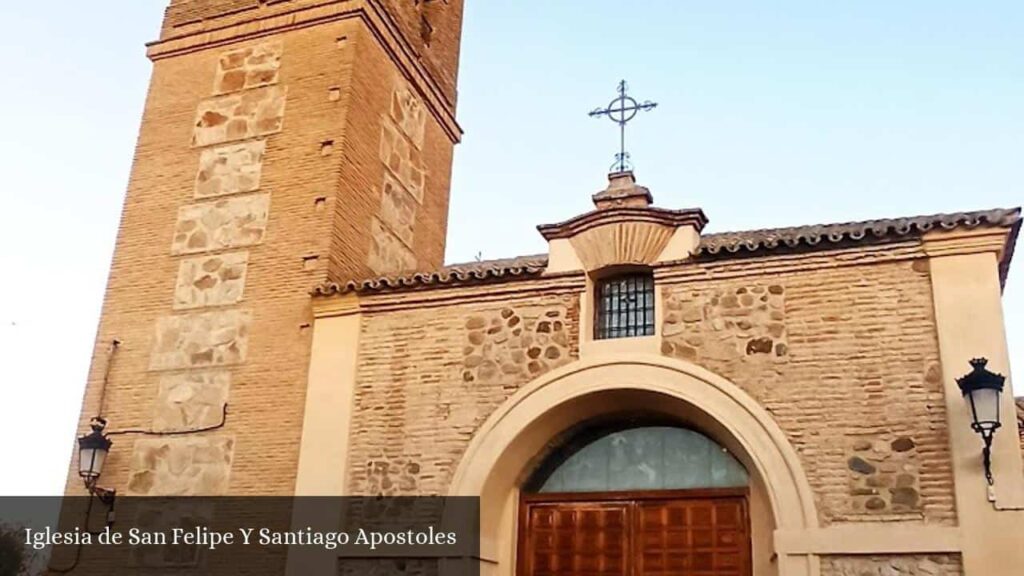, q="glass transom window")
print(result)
[595,272,655,339]
[527,426,749,493]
